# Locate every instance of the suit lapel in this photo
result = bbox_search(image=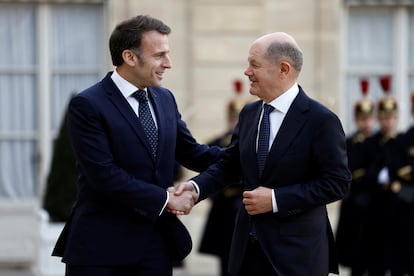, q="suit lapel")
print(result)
[264,90,310,176]
[242,101,262,181]
[102,74,155,161]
